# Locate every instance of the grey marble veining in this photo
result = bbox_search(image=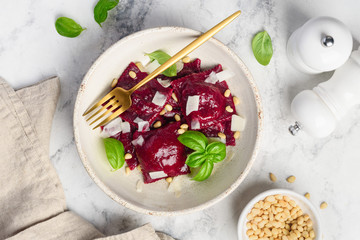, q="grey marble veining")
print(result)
[1,0,360,239]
